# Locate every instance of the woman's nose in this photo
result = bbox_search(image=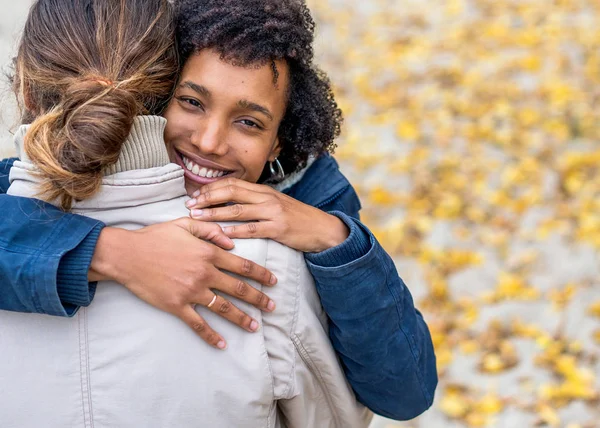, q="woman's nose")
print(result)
[191,119,229,157]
